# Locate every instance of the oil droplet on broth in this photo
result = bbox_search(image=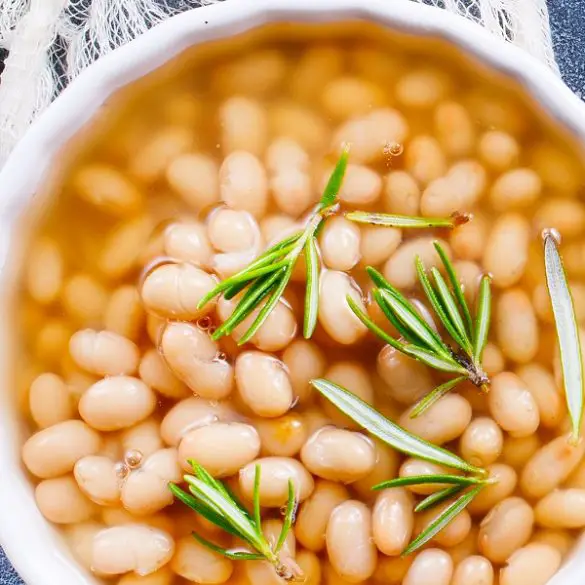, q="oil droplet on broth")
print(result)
[124,449,144,469]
